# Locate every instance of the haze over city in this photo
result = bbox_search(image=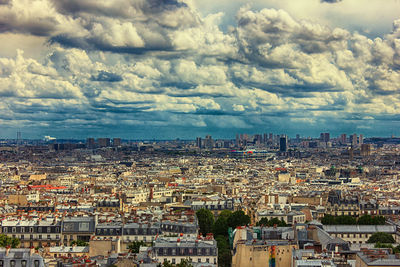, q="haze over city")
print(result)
[0,0,400,139]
